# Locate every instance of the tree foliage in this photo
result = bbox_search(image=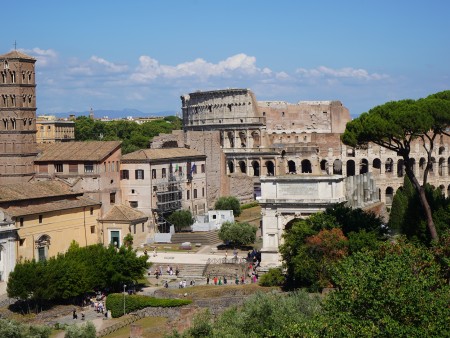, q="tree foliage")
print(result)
[342,91,450,242]
[389,176,450,245]
[0,318,51,338]
[7,243,149,311]
[166,209,194,232]
[218,221,256,246]
[74,116,182,154]
[64,322,96,338]
[214,196,241,217]
[322,239,450,337]
[280,205,384,290]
